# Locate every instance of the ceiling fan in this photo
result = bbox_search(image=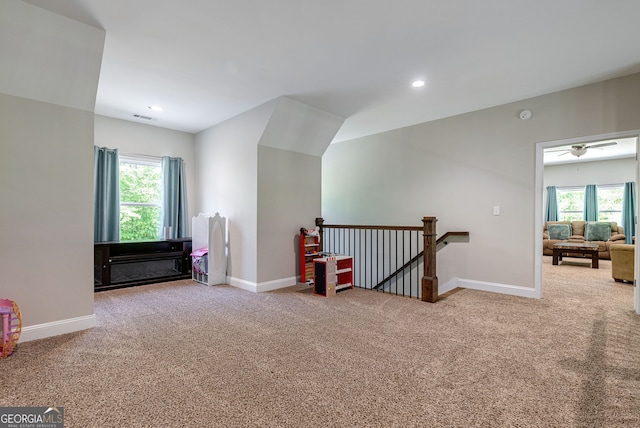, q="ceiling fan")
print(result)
[548,141,617,158]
